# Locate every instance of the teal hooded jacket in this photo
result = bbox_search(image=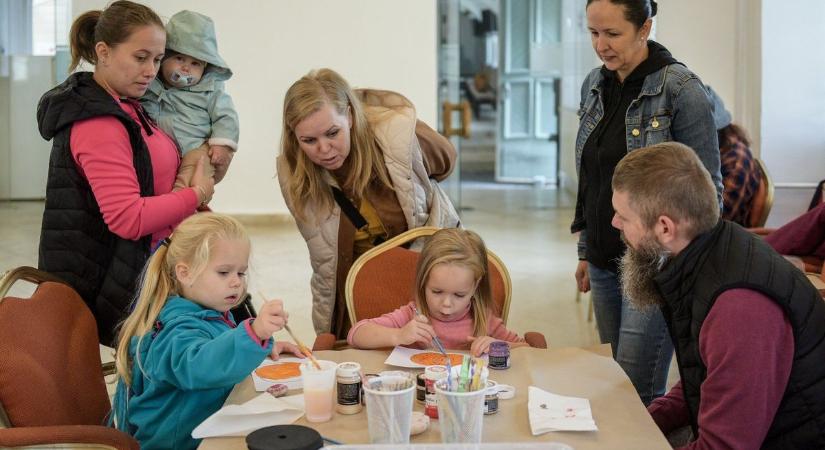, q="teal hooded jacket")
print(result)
[141,10,239,154]
[112,296,271,450]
